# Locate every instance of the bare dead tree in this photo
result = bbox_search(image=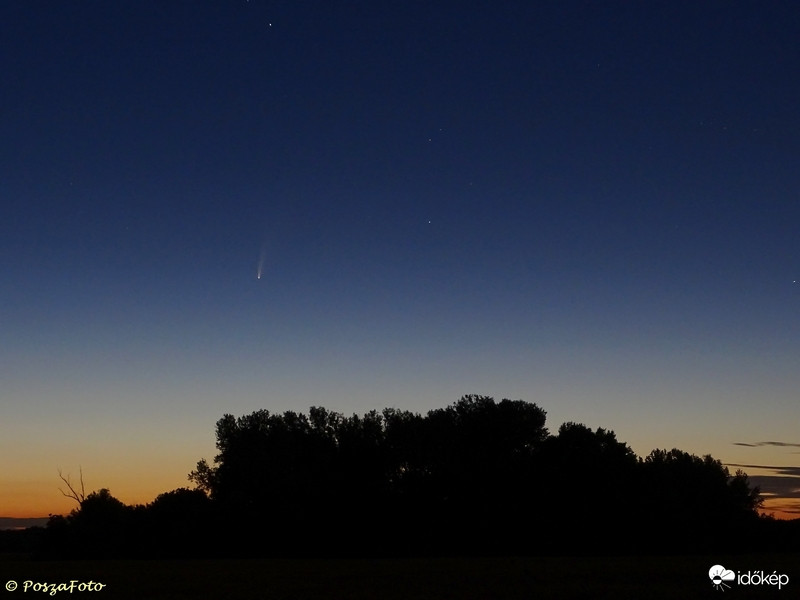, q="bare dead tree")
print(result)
[58,467,86,506]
